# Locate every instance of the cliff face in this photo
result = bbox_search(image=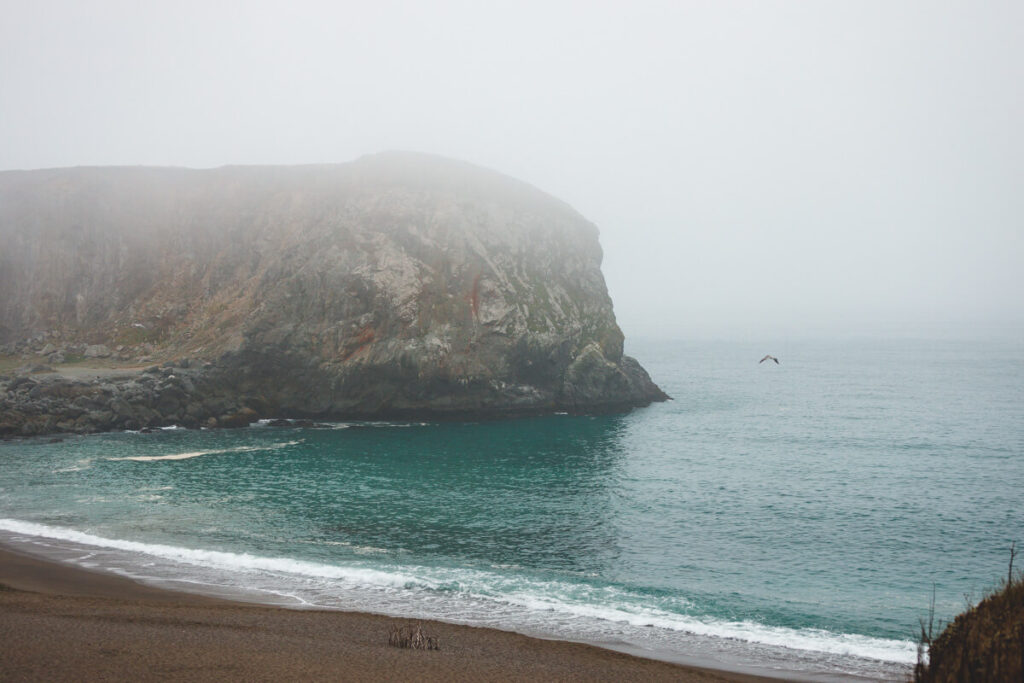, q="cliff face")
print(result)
[0,152,666,421]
